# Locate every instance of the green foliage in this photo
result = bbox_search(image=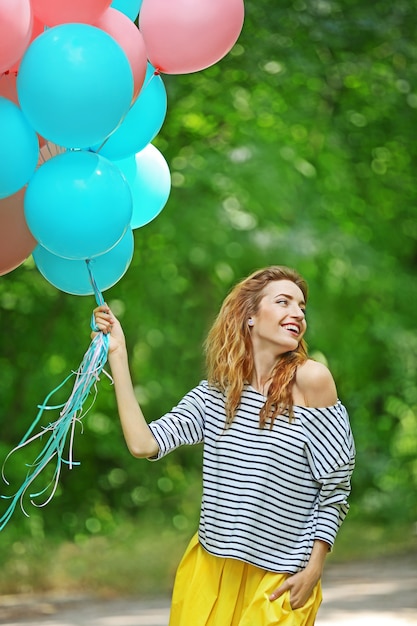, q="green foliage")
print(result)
[1,0,416,587]
[0,515,191,596]
[0,514,414,597]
